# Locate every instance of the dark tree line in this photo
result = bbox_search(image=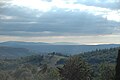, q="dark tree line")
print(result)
[115,49,120,80]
